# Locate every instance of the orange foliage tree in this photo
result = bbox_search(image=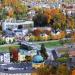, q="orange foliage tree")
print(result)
[8,8,14,17]
[43,8,60,23]
[33,28,42,36]
[71,32,75,43]
[3,0,28,19]
[9,46,18,62]
[67,18,75,30]
[71,70,75,75]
